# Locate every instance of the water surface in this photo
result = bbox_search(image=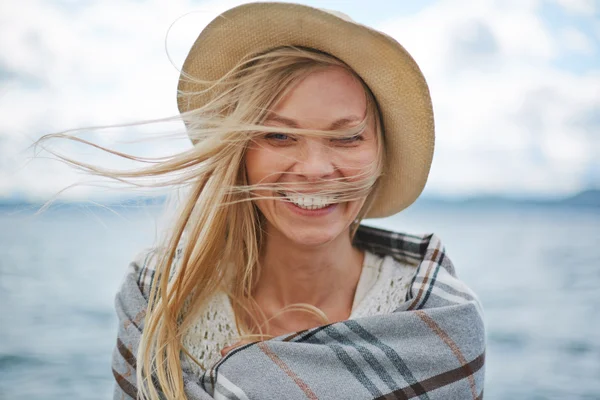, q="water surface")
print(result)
[1,202,598,399]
